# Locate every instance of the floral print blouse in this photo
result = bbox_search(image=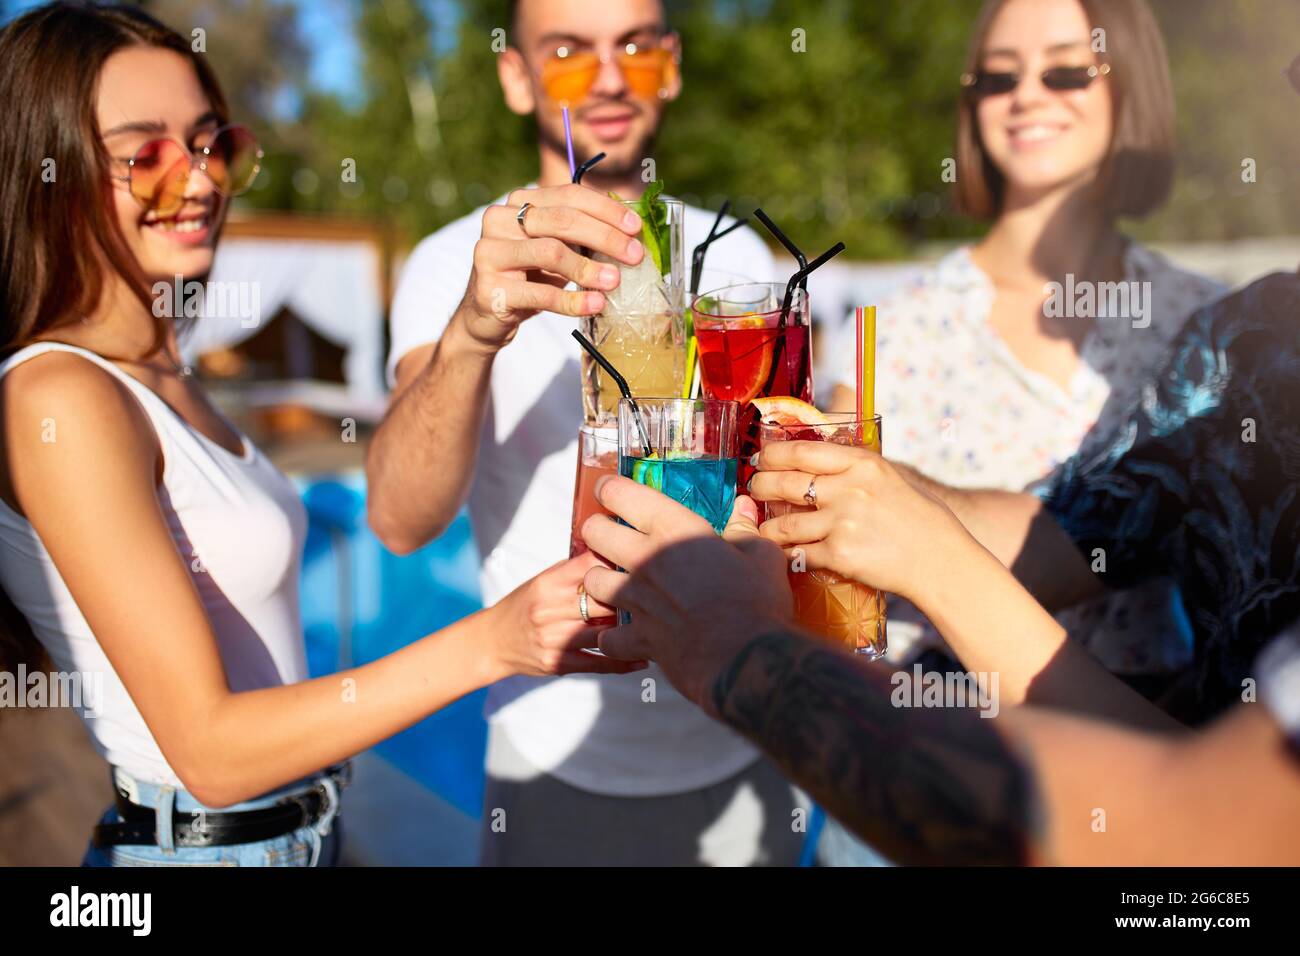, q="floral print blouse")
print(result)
[1042,271,1300,722]
[831,242,1225,675]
